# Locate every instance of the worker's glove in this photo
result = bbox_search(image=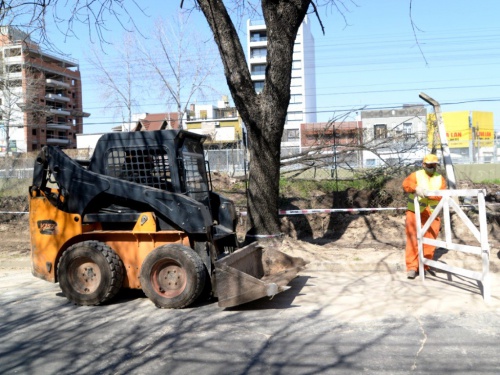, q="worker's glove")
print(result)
[415,186,426,198]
